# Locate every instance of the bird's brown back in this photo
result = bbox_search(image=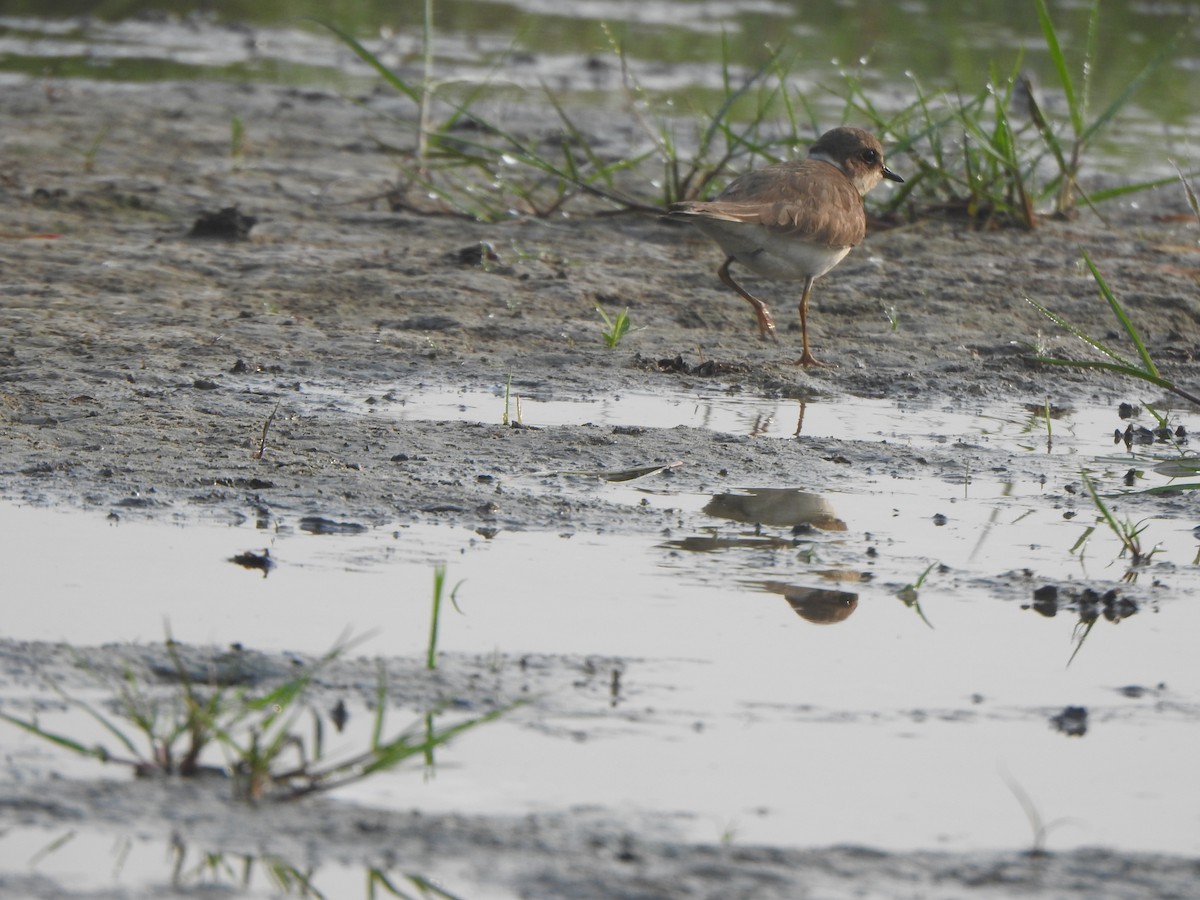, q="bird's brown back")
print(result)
[674,159,866,250]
